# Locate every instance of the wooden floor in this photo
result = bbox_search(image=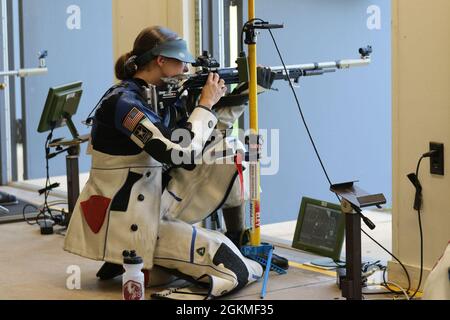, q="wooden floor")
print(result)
[0,222,345,300]
[0,185,399,300]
